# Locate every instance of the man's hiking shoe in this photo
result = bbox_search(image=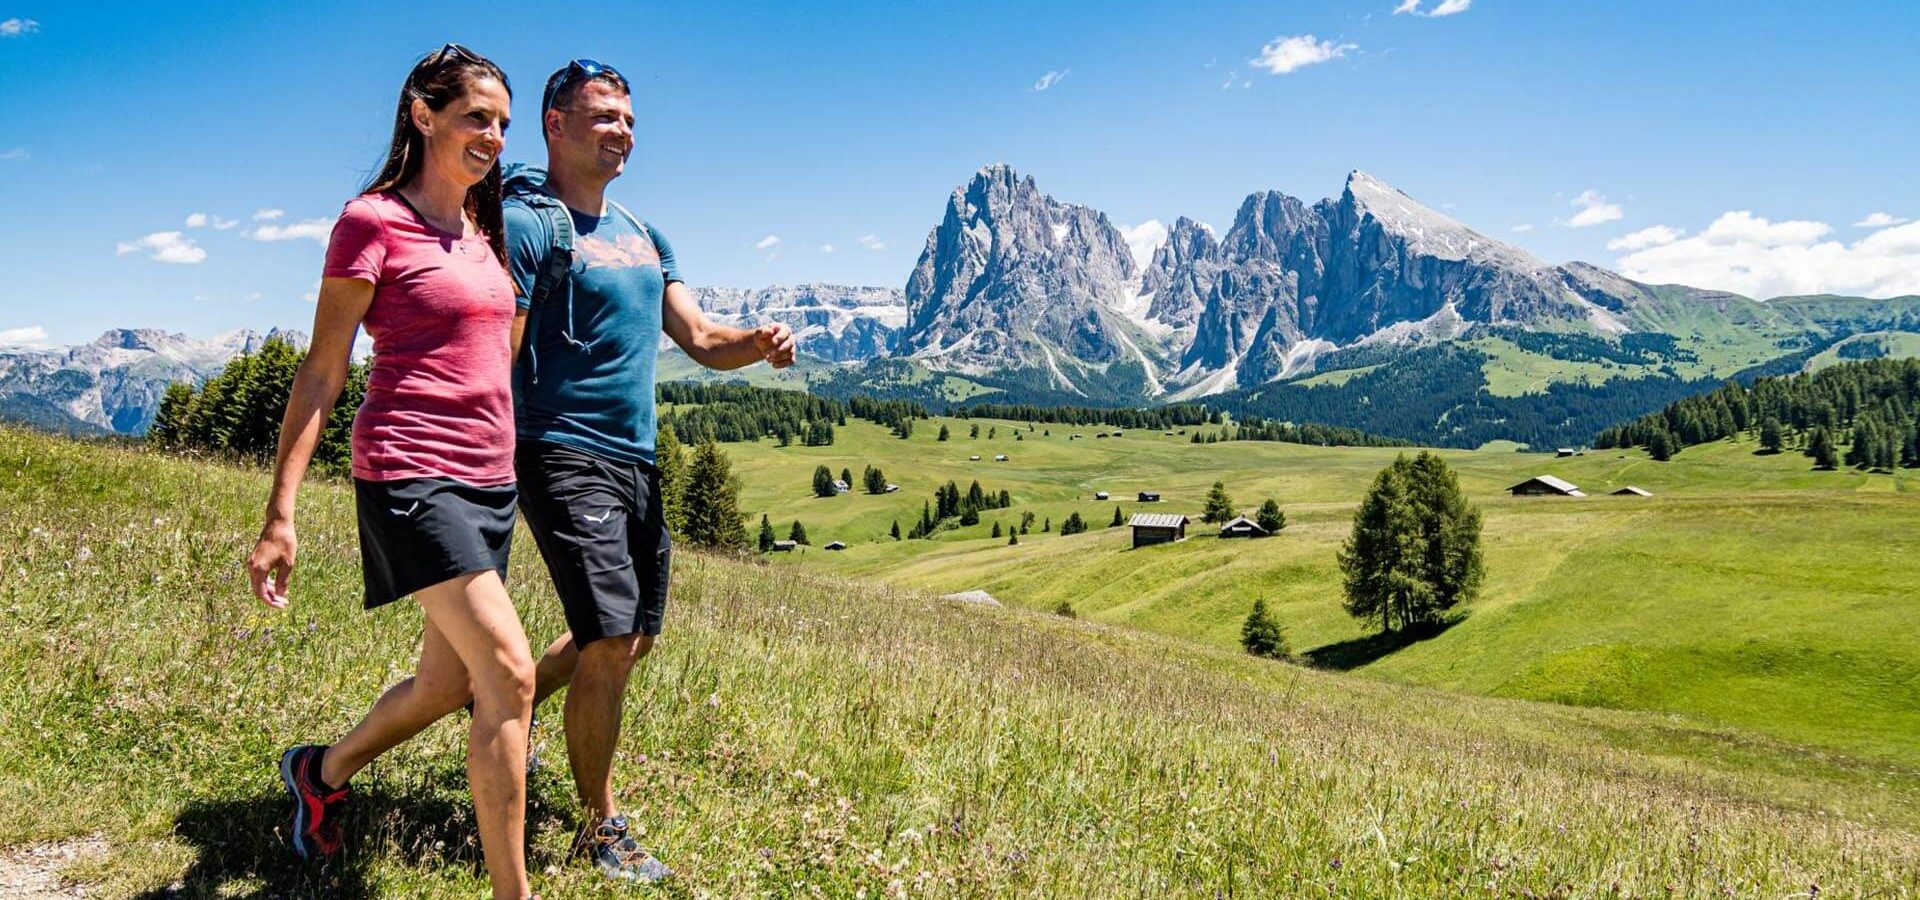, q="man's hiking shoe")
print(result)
[572,816,671,883]
[279,744,350,860]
